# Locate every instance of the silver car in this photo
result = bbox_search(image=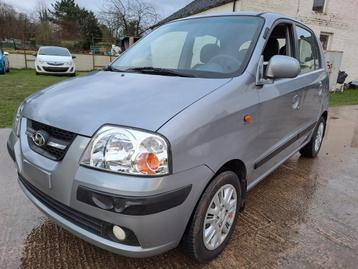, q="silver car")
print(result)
[7,12,328,262]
